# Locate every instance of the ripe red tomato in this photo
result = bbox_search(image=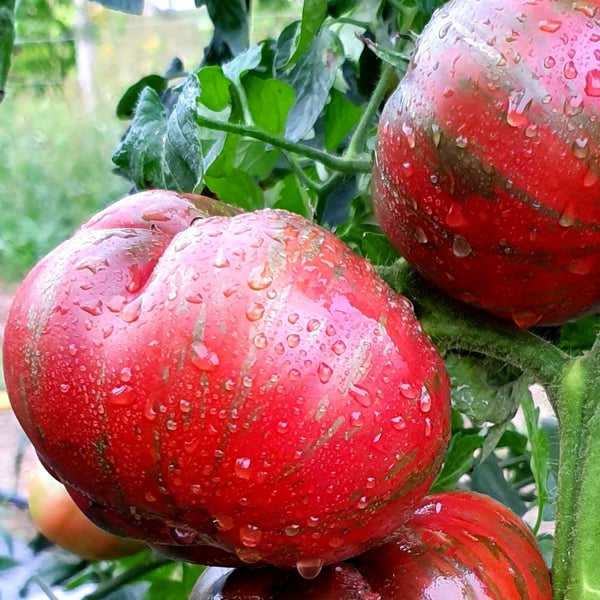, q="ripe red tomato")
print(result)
[28,457,145,560]
[372,0,600,327]
[190,490,552,599]
[3,190,451,568]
